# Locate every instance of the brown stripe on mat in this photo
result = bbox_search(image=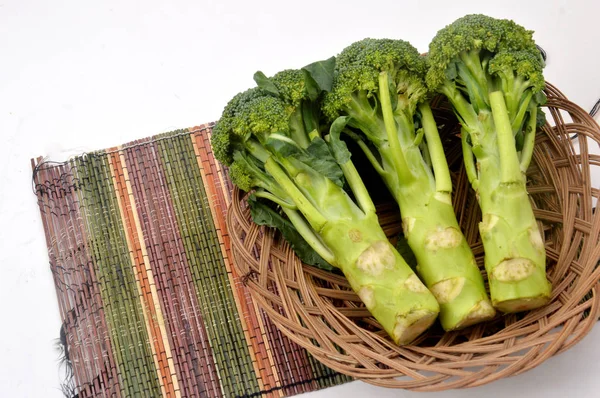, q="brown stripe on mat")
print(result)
[122,138,223,397]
